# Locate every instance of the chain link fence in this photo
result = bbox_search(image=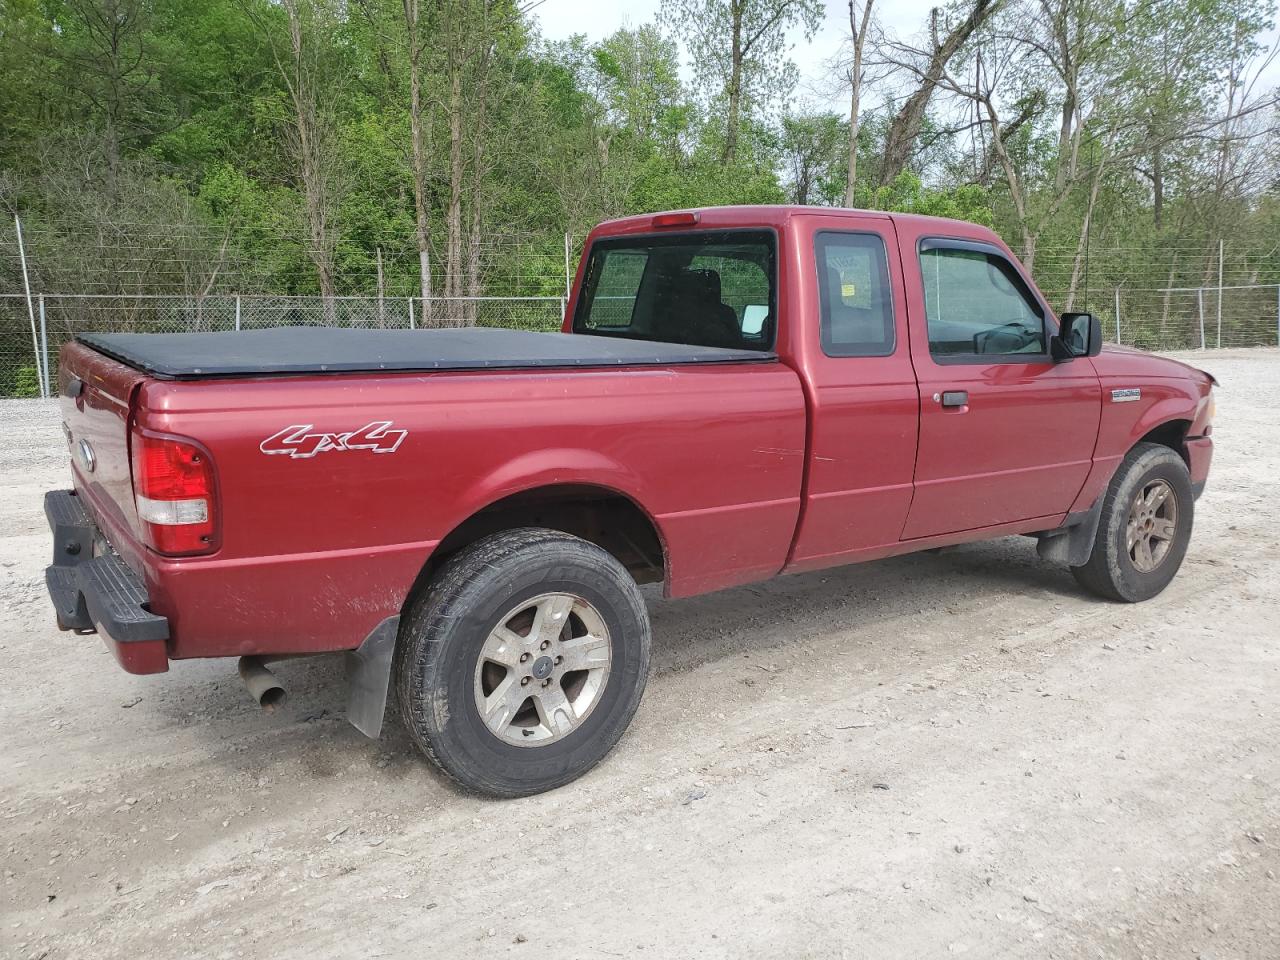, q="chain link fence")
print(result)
[1105,285,1280,352]
[3,283,1278,399]
[0,293,567,397]
[10,281,1280,399]
[5,284,1280,399]
[1028,284,1280,352]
